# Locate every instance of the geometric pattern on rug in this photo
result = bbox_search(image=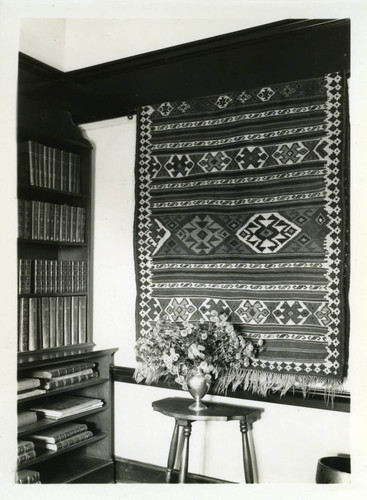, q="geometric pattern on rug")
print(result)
[134,73,349,383]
